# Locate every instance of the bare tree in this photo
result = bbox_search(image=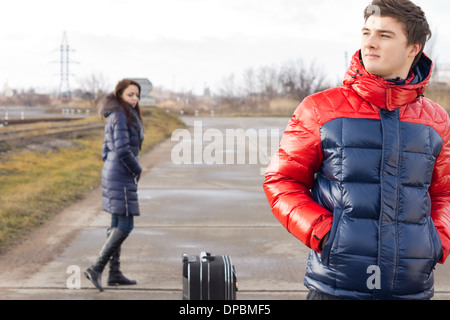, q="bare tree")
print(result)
[216,58,329,113]
[279,59,327,101]
[257,65,279,101]
[426,29,439,82]
[217,74,246,112]
[218,74,237,98]
[243,68,257,103]
[77,73,110,107]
